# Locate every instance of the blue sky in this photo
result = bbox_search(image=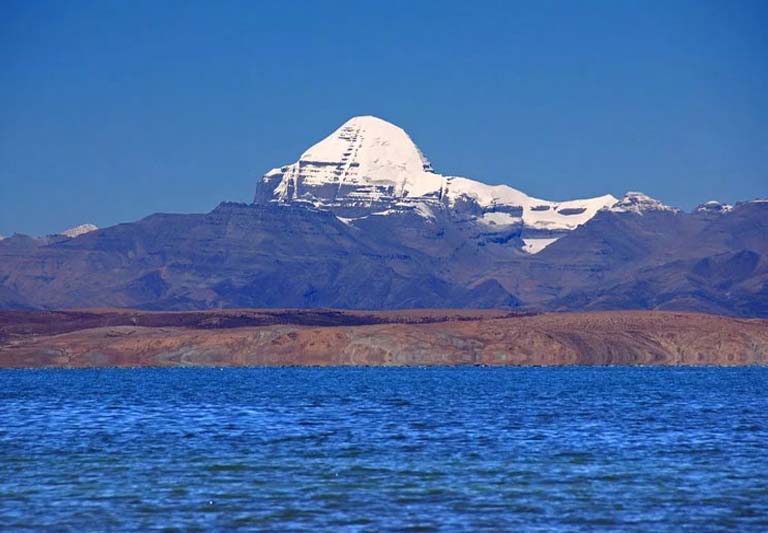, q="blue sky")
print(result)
[1,0,766,236]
